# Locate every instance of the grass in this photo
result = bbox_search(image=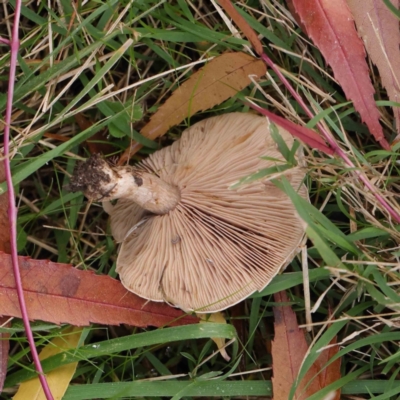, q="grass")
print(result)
[1,0,400,399]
